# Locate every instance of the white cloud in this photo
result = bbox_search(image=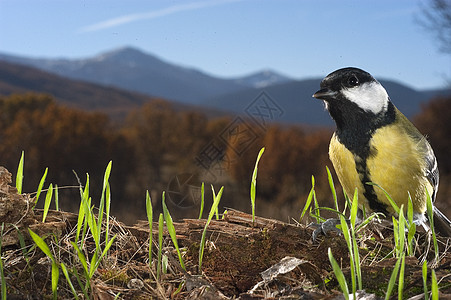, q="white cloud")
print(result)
[79,0,245,33]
